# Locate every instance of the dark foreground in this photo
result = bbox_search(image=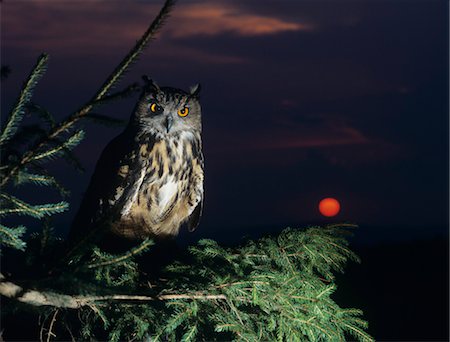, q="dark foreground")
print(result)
[335,237,449,341]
